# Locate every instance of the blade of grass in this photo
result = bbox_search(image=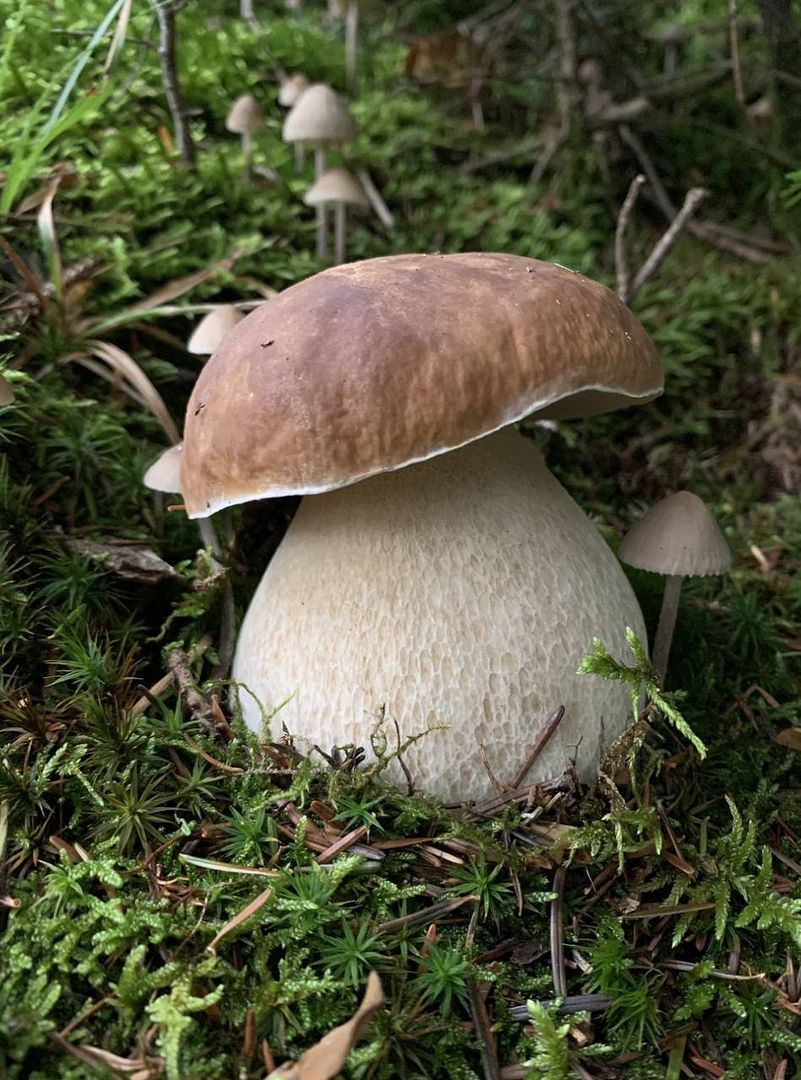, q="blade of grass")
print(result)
[44,0,127,134]
[36,179,64,304]
[78,339,180,442]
